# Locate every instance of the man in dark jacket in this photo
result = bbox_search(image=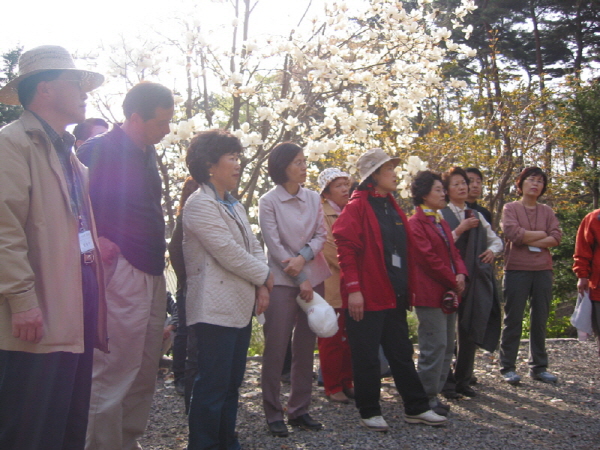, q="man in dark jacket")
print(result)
[78,82,174,450]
